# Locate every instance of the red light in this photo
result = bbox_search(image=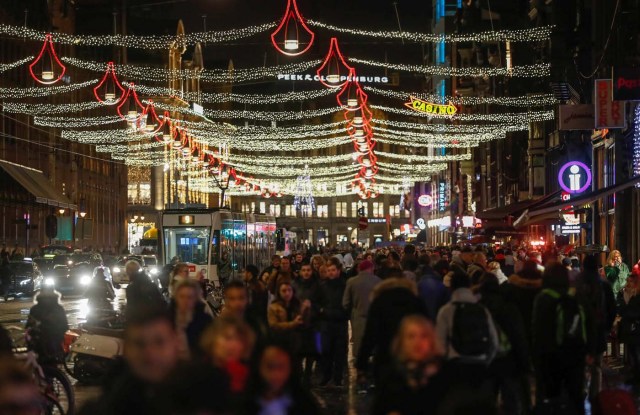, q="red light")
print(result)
[93,62,126,105]
[316,38,353,88]
[270,0,315,56]
[29,34,66,85]
[336,69,368,111]
[117,83,145,121]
